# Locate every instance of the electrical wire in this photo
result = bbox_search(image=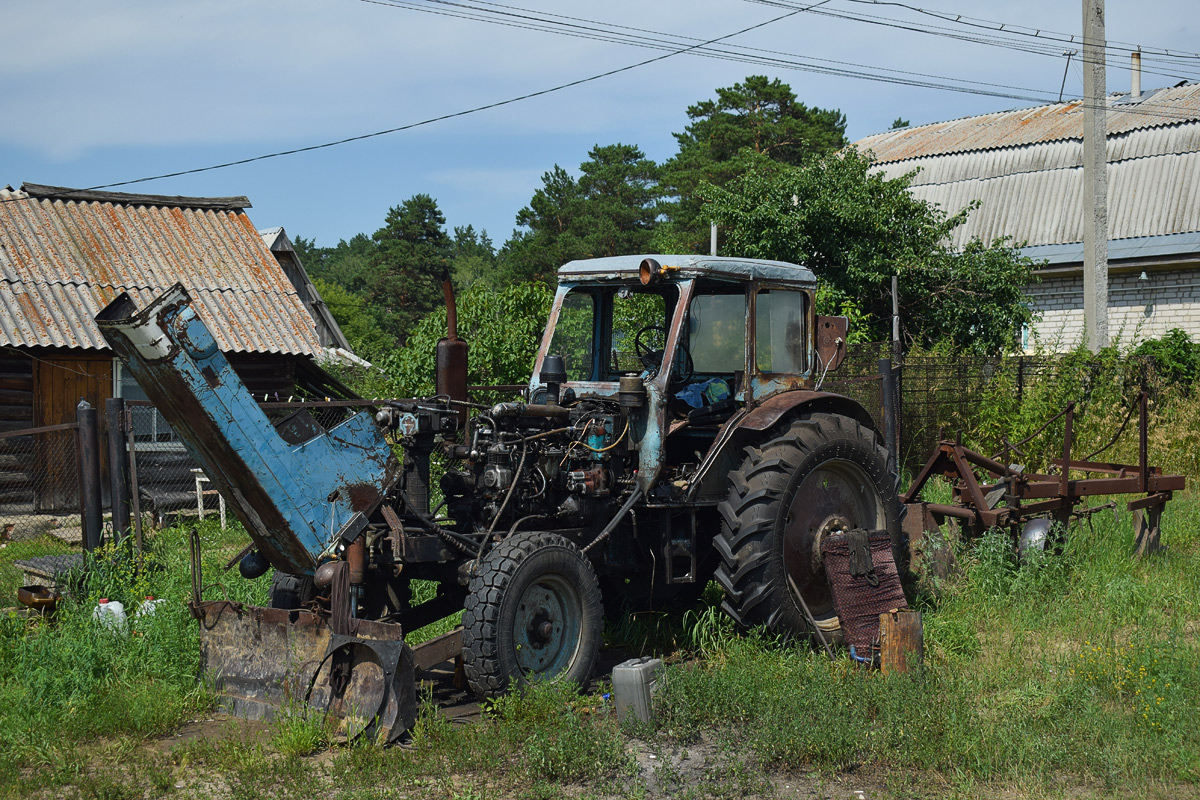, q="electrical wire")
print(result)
[364,0,1058,100]
[383,0,1200,83]
[746,0,1200,83]
[5,5,806,200]
[836,0,1200,62]
[361,0,1200,120]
